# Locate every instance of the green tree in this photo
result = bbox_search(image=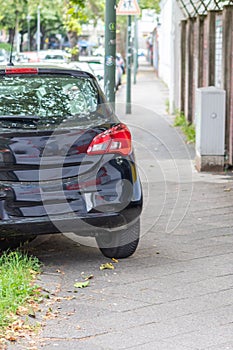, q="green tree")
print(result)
[34,0,65,50]
[139,0,160,13]
[0,0,27,46]
[64,0,104,60]
[84,0,105,25]
[0,0,106,56]
[63,0,86,60]
[0,0,65,51]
